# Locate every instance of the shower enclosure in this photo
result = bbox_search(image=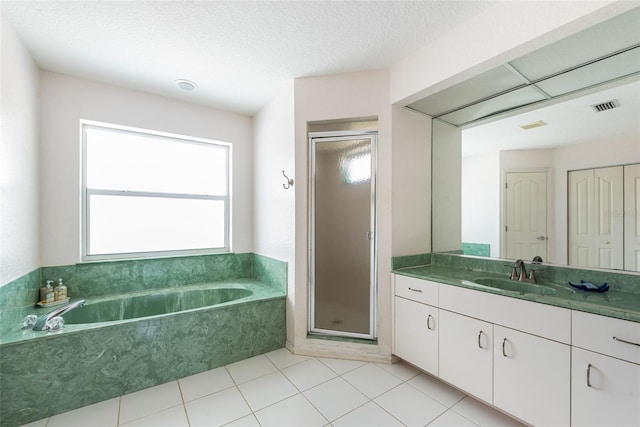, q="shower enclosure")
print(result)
[309,131,377,339]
